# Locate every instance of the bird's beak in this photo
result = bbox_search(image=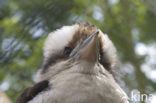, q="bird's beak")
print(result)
[70,31,99,63]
